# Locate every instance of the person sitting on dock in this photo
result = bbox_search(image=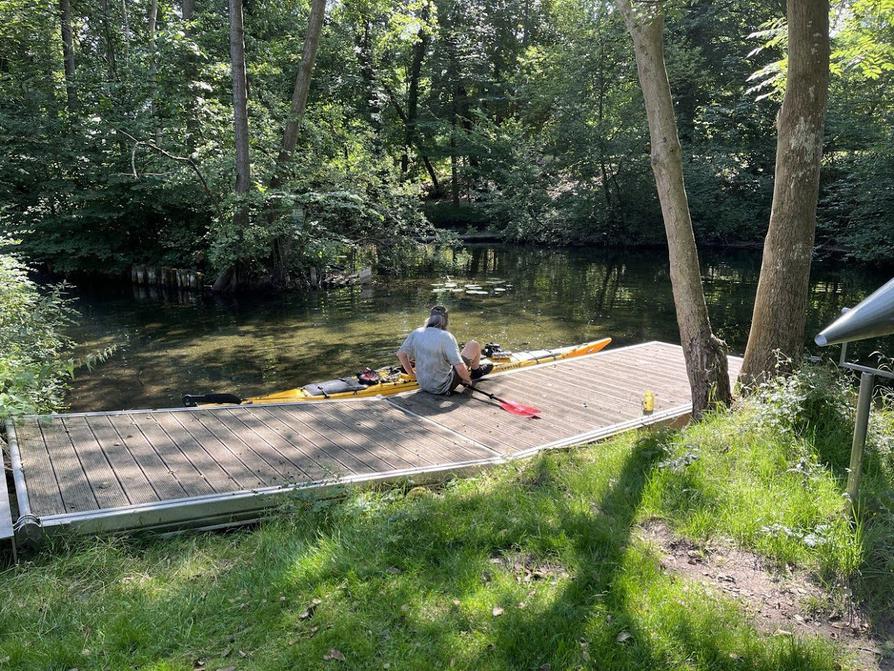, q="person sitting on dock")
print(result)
[396,305,493,395]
